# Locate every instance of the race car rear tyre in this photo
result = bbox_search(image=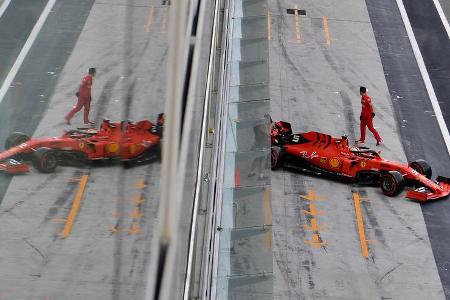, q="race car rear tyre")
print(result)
[409,159,432,179]
[271,146,284,170]
[380,171,405,197]
[5,132,30,149]
[32,147,58,173]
